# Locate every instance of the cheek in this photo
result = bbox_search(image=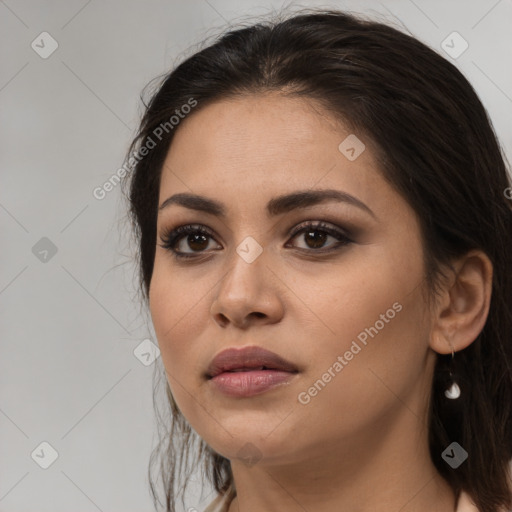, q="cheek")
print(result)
[297,246,430,437]
[307,234,424,357]
[148,259,208,378]
[149,271,211,427]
